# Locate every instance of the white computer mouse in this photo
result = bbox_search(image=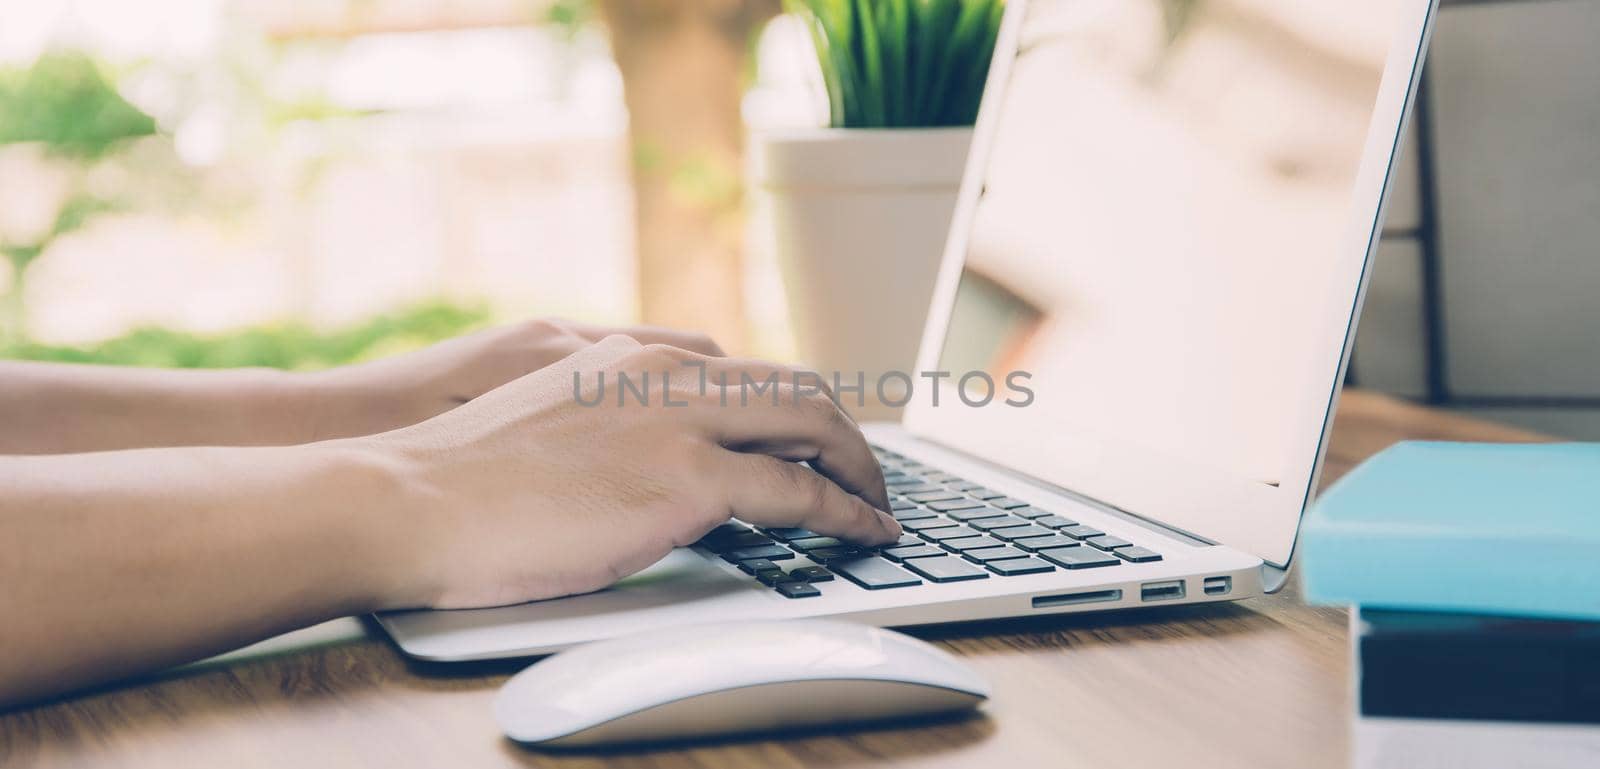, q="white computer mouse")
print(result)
[494,619,990,748]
